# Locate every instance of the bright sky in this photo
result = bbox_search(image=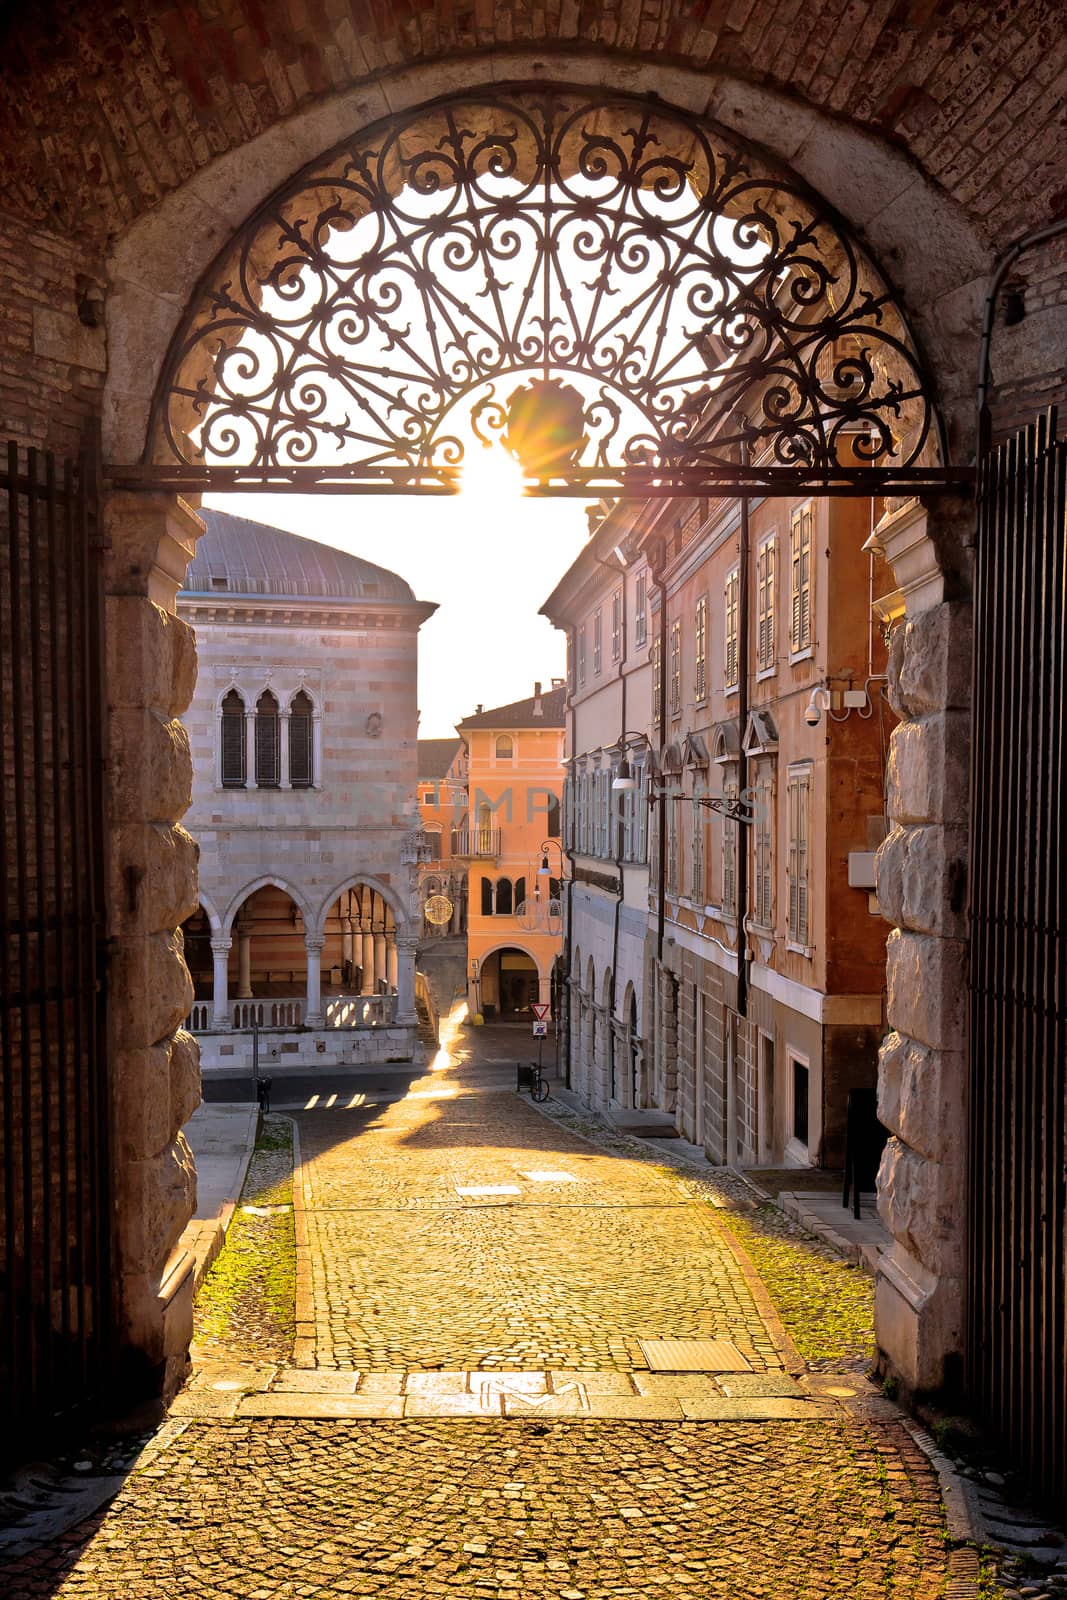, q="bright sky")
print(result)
[204,454,588,737]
